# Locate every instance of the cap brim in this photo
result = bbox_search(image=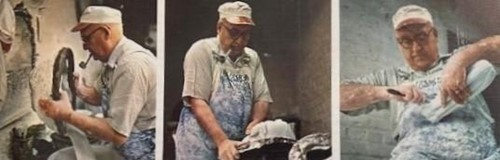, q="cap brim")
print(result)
[396,18,429,30]
[225,17,255,26]
[71,23,91,32]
